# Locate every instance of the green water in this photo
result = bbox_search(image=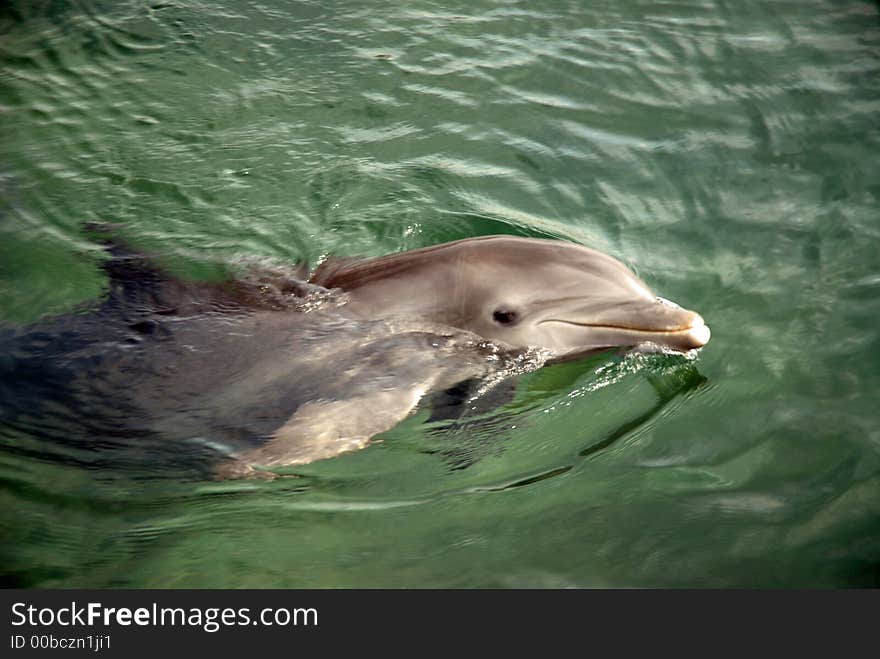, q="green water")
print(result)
[1,0,879,588]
